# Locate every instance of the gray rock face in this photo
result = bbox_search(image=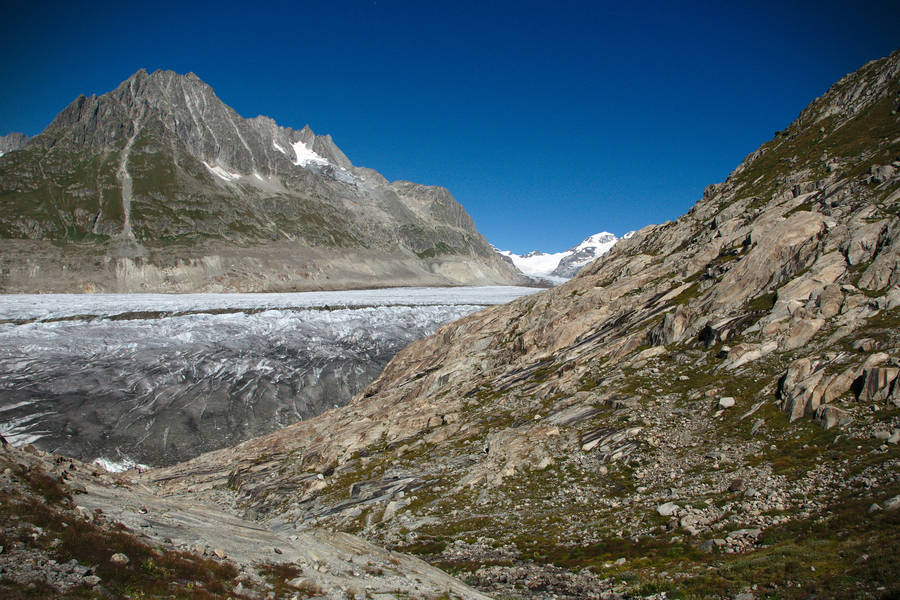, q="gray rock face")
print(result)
[0,133,28,155]
[0,69,525,292]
